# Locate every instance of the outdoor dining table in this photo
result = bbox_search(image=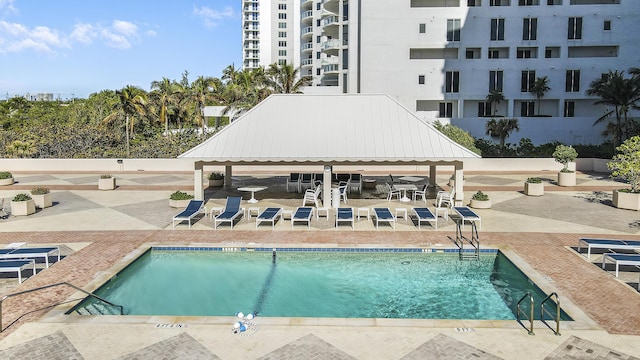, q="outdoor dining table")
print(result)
[392,184,417,202]
[237,186,267,204]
